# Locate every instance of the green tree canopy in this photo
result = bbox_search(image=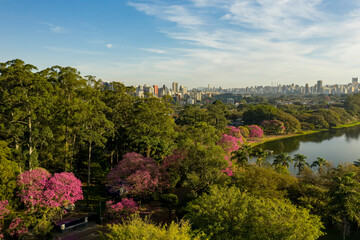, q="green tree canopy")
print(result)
[186,185,324,240]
